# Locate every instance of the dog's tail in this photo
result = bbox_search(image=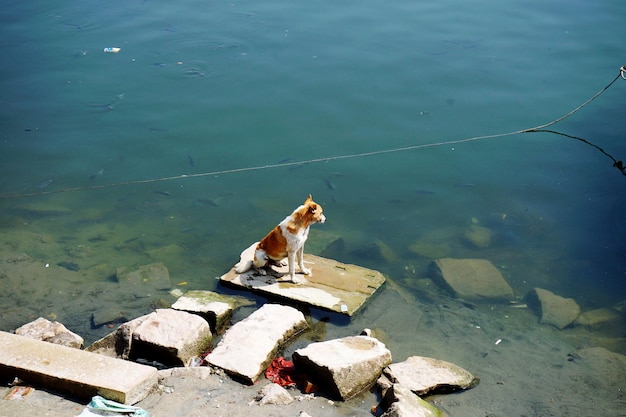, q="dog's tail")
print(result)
[234,259,254,274]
